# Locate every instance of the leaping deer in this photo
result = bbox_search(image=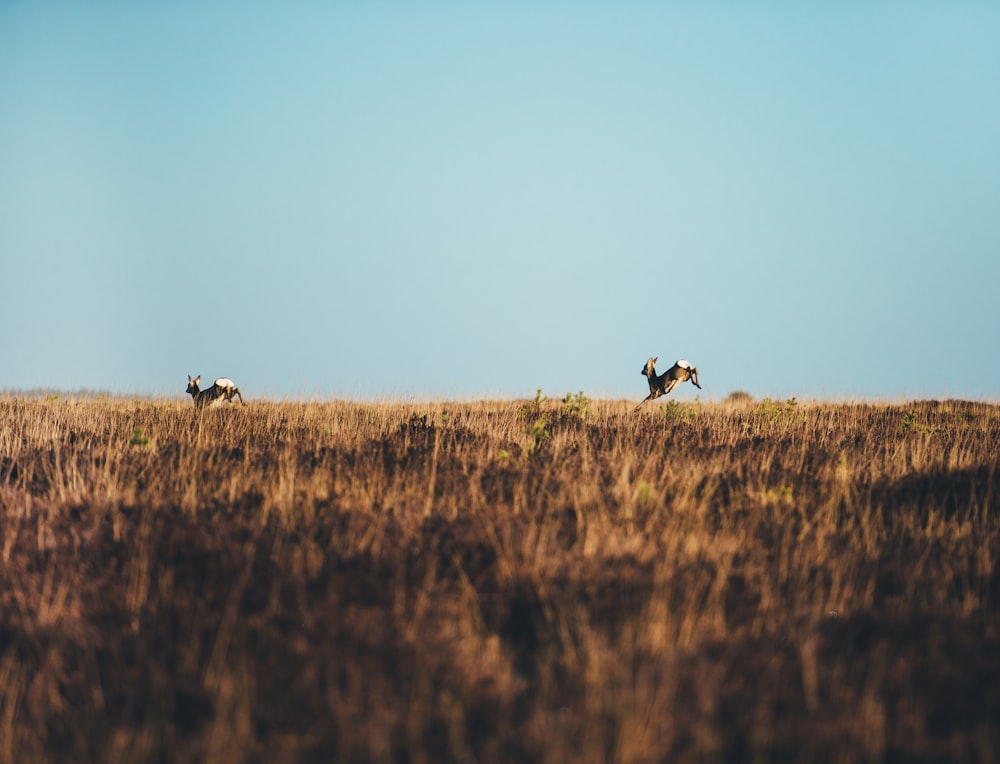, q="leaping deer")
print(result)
[636,357,701,410]
[186,375,245,409]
